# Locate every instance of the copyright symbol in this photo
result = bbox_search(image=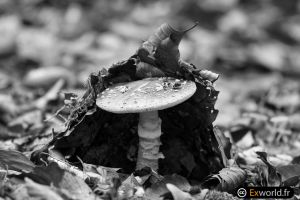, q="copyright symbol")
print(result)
[237,188,247,198]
